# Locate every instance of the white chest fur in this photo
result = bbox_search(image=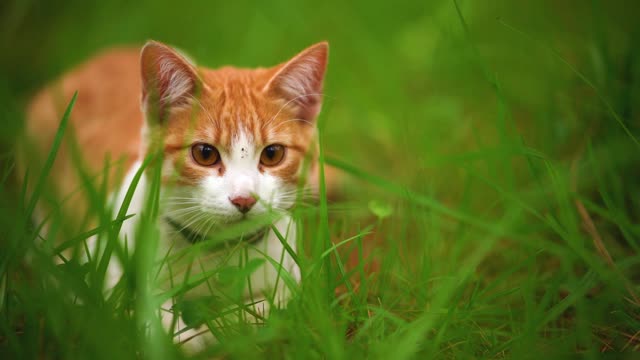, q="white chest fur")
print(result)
[111,161,301,317]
